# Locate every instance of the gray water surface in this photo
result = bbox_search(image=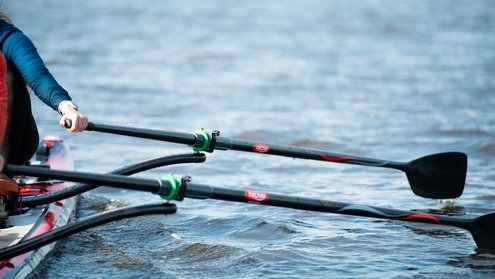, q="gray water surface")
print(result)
[5,0,495,278]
